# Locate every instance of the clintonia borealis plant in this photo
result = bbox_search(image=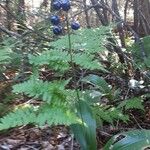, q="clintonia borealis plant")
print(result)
[0,1,126,149]
[0,1,148,150]
[0,1,98,150]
